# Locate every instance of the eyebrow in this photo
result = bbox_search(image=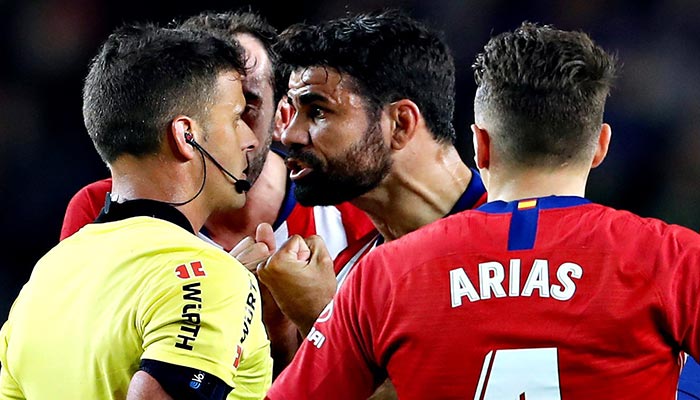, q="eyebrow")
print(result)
[290,92,329,106]
[244,91,262,104]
